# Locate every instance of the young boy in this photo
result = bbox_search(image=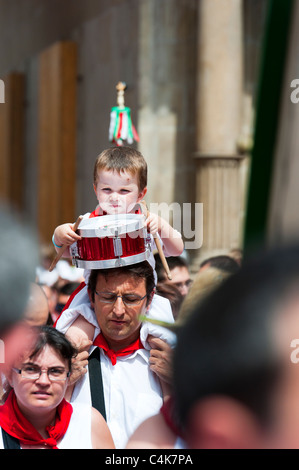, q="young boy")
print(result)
[53,146,183,368]
[53,146,183,259]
